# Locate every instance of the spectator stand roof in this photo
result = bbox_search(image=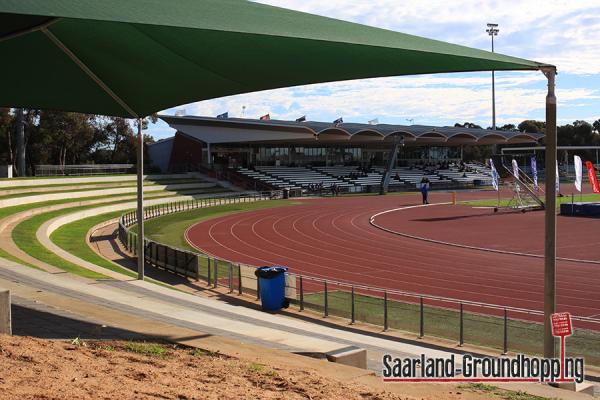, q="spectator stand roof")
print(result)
[159,115,544,146]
